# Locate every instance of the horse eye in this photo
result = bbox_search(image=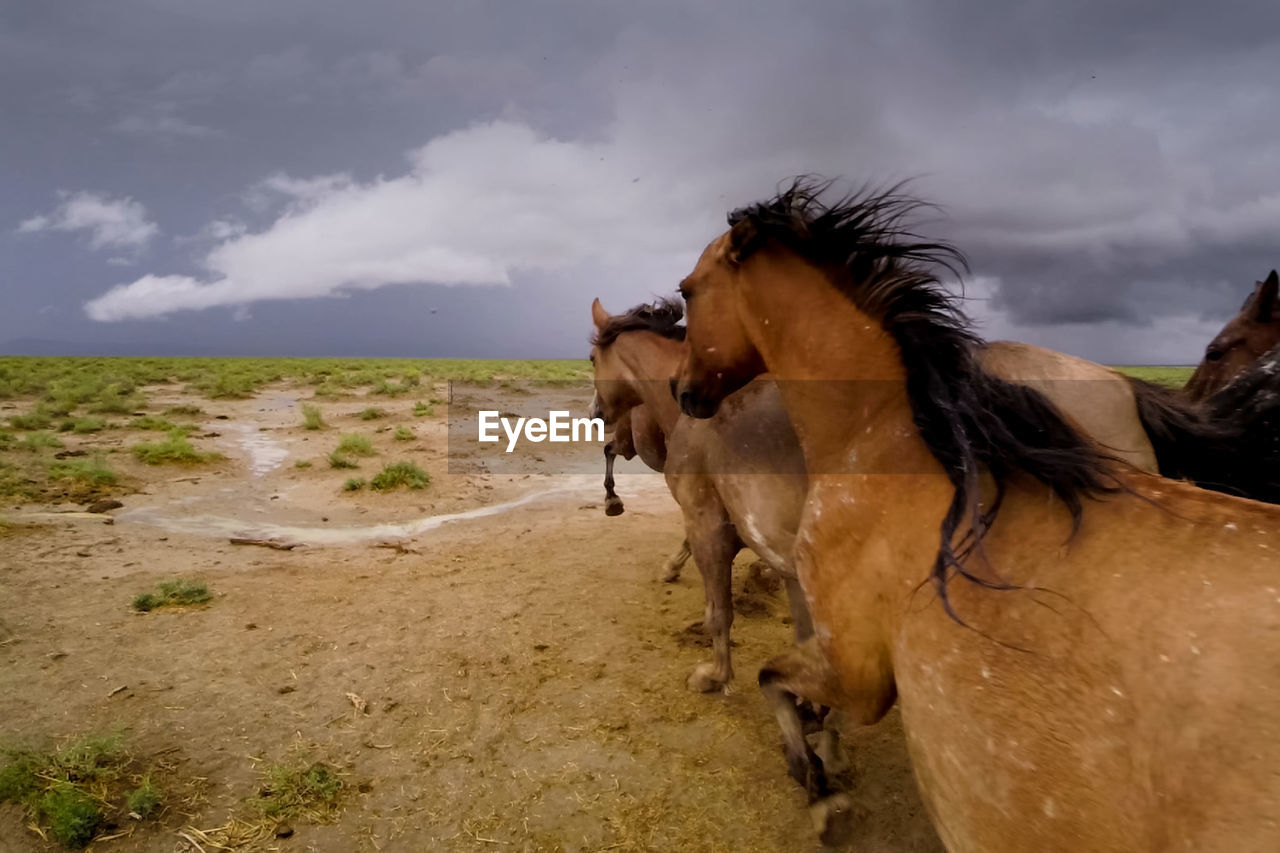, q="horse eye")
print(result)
[1206,349,1224,362]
